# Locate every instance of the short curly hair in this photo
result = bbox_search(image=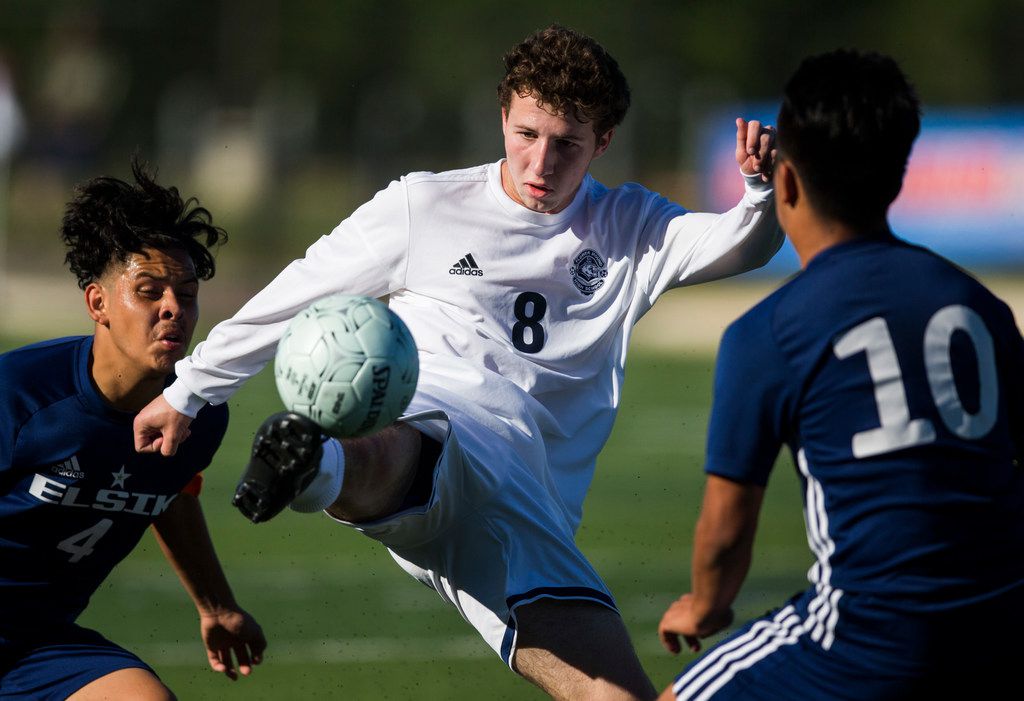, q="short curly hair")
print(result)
[61,157,227,289]
[497,25,630,136]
